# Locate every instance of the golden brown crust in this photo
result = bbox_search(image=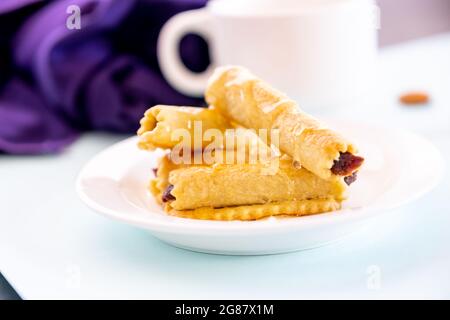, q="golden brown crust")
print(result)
[151,152,344,220]
[165,198,341,221]
[205,66,362,180]
[157,155,346,211]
